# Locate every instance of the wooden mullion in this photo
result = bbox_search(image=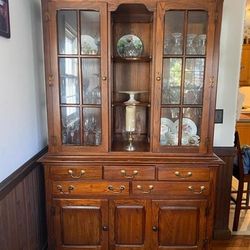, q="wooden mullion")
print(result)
[77,10,83,145]
[178,10,188,146]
